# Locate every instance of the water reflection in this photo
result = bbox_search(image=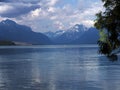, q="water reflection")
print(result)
[0,45,120,90]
